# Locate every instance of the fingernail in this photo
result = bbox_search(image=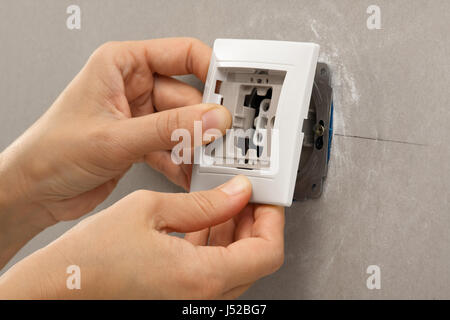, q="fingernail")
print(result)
[219,175,250,196]
[202,107,231,132]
